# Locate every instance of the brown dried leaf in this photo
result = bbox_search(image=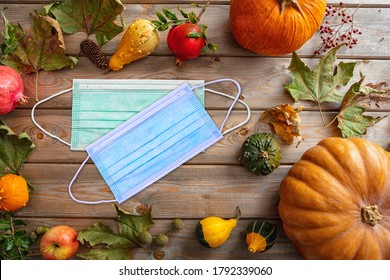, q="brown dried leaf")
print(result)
[261,104,304,147]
